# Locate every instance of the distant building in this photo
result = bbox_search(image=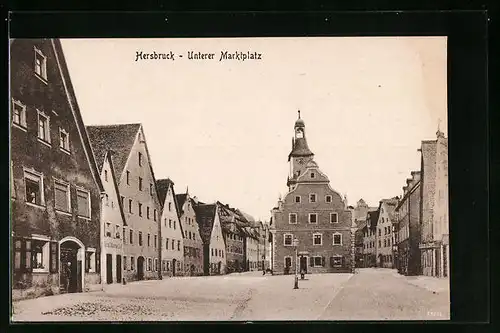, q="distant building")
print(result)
[87,123,162,282]
[352,199,377,267]
[362,211,379,267]
[375,198,398,268]
[270,112,354,274]
[419,129,449,278]
[218,204,247,273]
[156,179,184,277]
[245,227,260,271]
[193,202,226,276]
[176,191,203,276]
[395,172,422,276]
[11,38,104,296]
